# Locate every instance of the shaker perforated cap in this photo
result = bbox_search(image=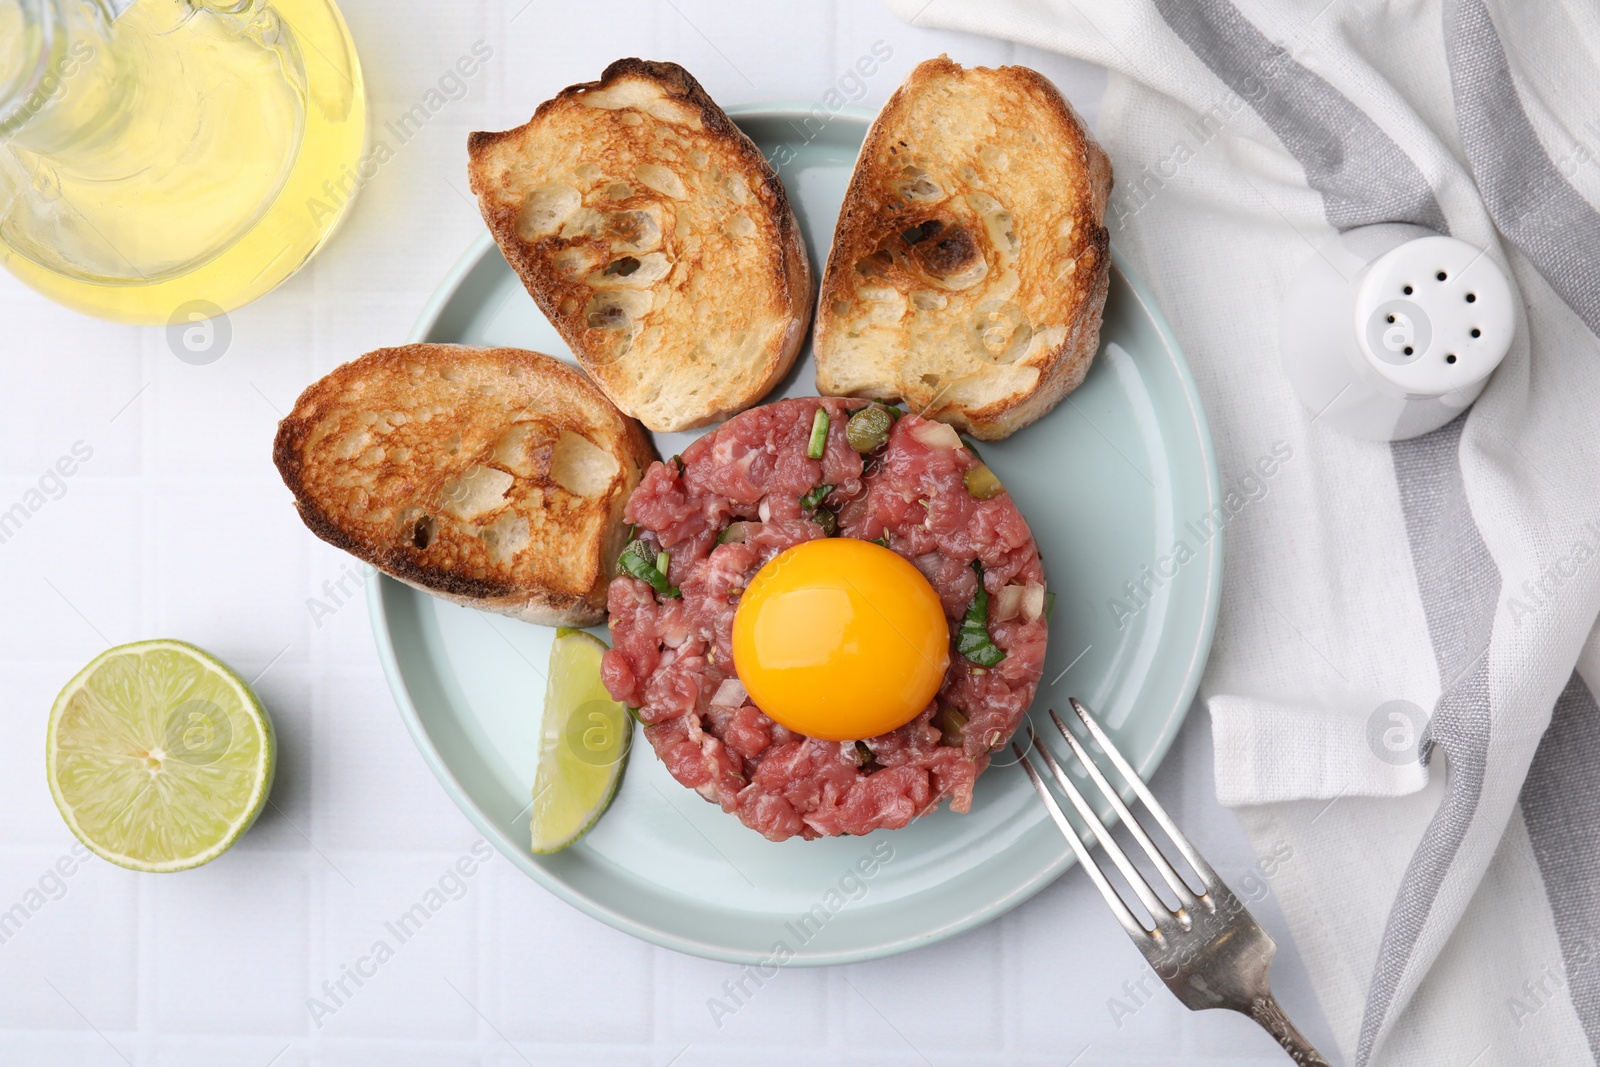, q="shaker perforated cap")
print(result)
[1353,235,1513,397]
